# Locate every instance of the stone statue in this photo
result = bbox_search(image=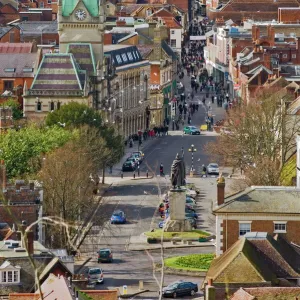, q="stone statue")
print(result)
[171,153,186,189]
